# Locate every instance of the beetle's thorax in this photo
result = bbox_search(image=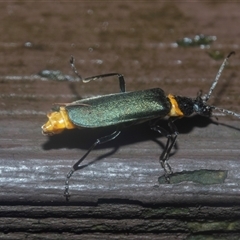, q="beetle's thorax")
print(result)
[167,94,184,117]
[167,94,195,117]
[167,94,213,117]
